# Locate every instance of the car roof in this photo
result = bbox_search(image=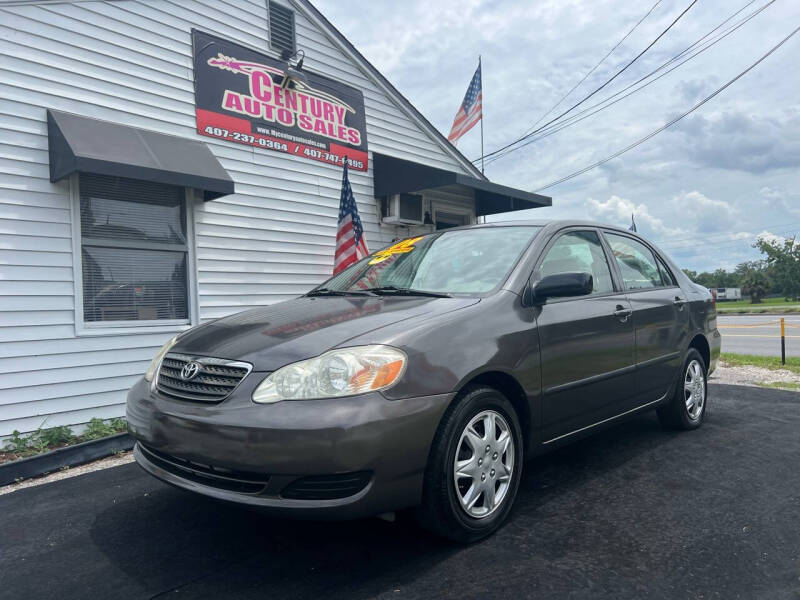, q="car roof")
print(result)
[448,219,644,237]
